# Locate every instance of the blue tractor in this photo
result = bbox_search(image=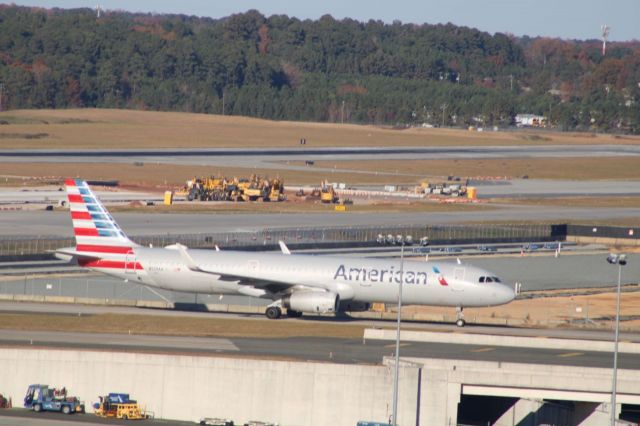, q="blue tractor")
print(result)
[24,384,85,414]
